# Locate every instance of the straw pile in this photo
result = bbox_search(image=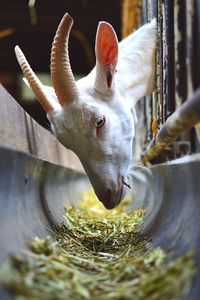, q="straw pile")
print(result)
[0,190,195,299]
